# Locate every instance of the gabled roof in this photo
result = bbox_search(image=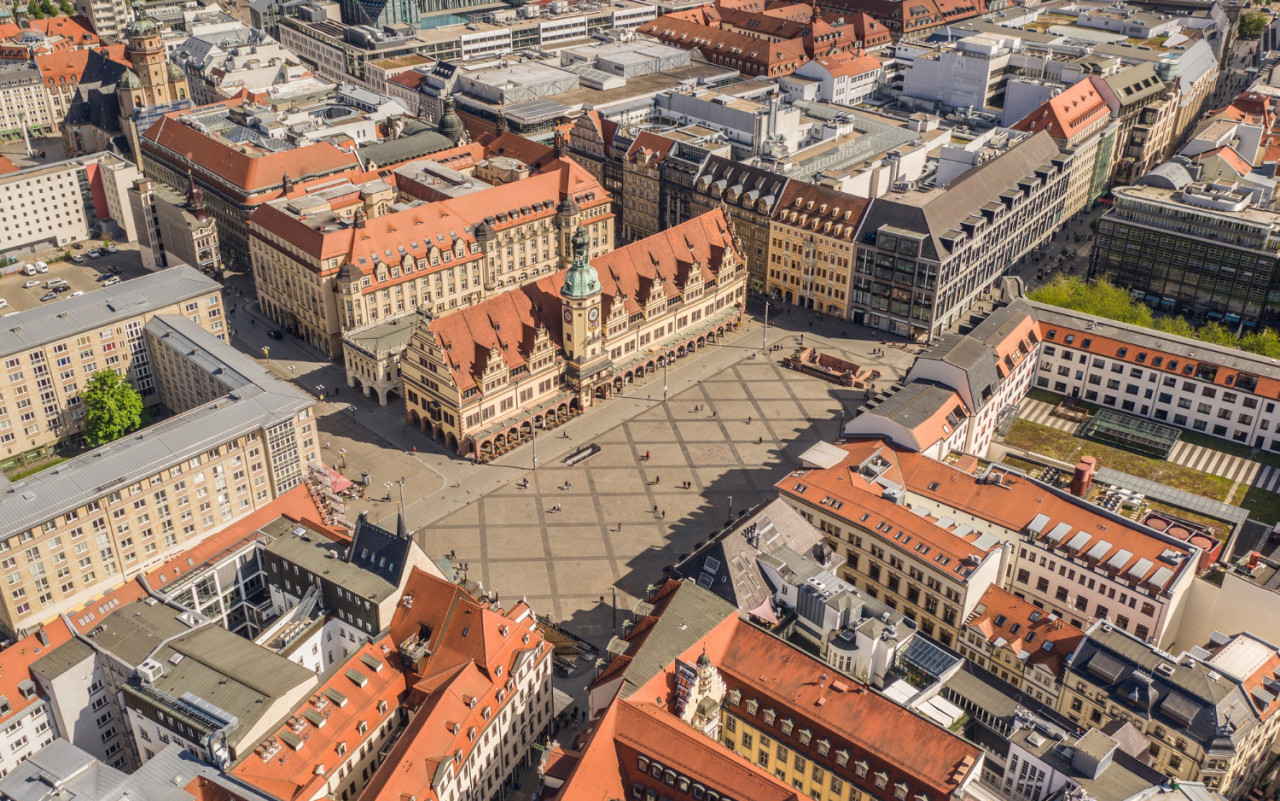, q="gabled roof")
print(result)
[964,585,1085,677]
[1012,78,1110,144]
